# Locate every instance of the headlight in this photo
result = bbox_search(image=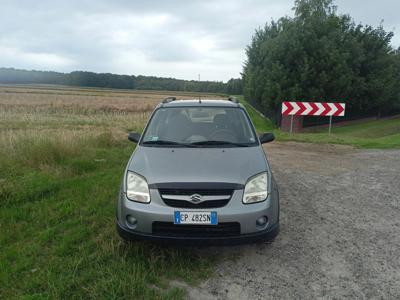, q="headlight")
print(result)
[243,172,268,204]
[126,171,150,203]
